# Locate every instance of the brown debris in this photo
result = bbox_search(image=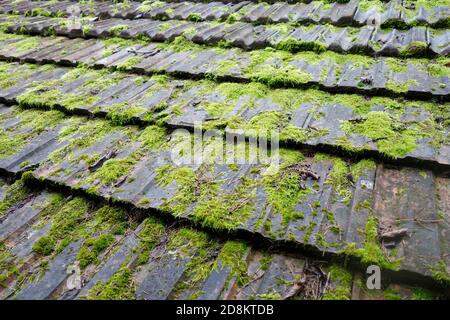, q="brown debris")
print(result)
[286,163,320,189]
